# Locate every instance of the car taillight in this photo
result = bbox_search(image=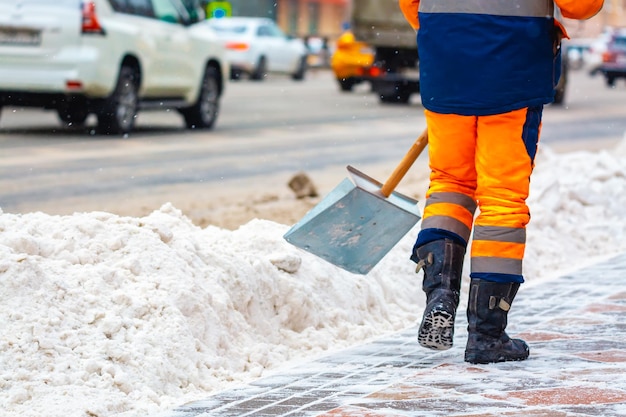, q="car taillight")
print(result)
[225,42,249,51]
[66,80,83,90]
[368,66,384,77]
[82,2,105,34]
[355,66,384,77]
[602,51,617,63]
